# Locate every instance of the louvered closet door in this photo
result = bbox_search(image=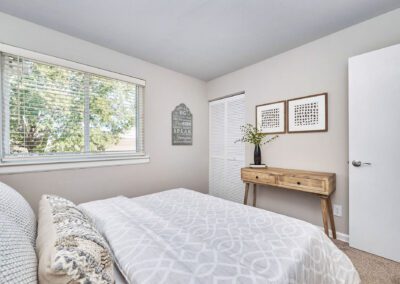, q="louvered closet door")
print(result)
[209,94,245,203]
